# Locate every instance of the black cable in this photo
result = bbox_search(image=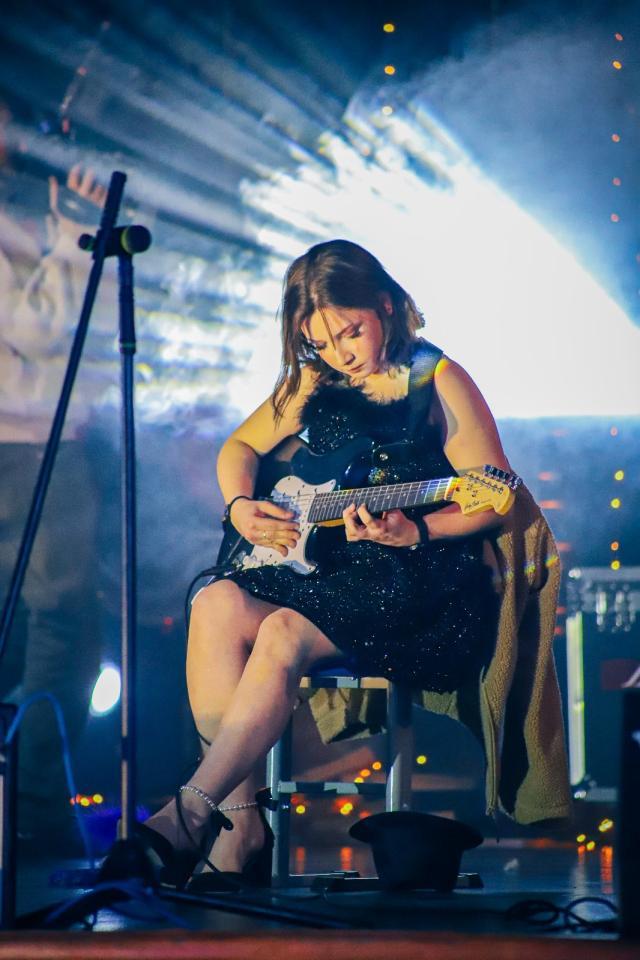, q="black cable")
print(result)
[505,896,618,933]
[182,563,232,636]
